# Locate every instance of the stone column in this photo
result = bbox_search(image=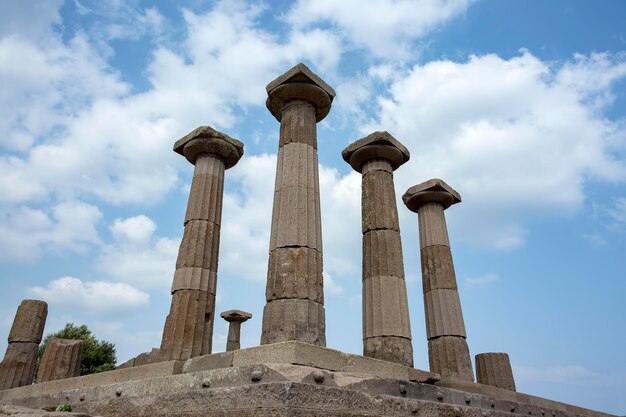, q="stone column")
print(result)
[403,179,474,381]
[342,131,413,367]
[220,310,252,351]
[160,126,244,361]
[37,338,83,383]
[0,300,48,390]
[261,63,335,346]
[476,352,516,391]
